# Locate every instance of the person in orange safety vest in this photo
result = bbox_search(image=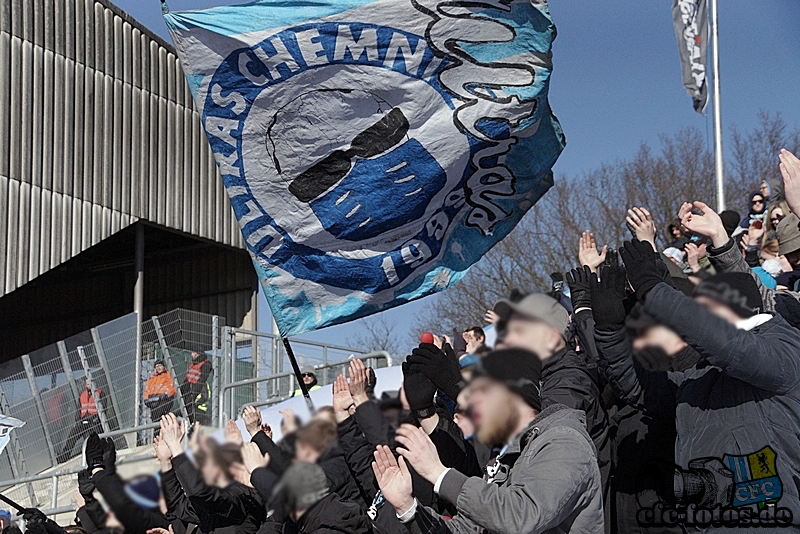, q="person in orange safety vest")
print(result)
[58,377,103,463]
[144,360,176,434]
